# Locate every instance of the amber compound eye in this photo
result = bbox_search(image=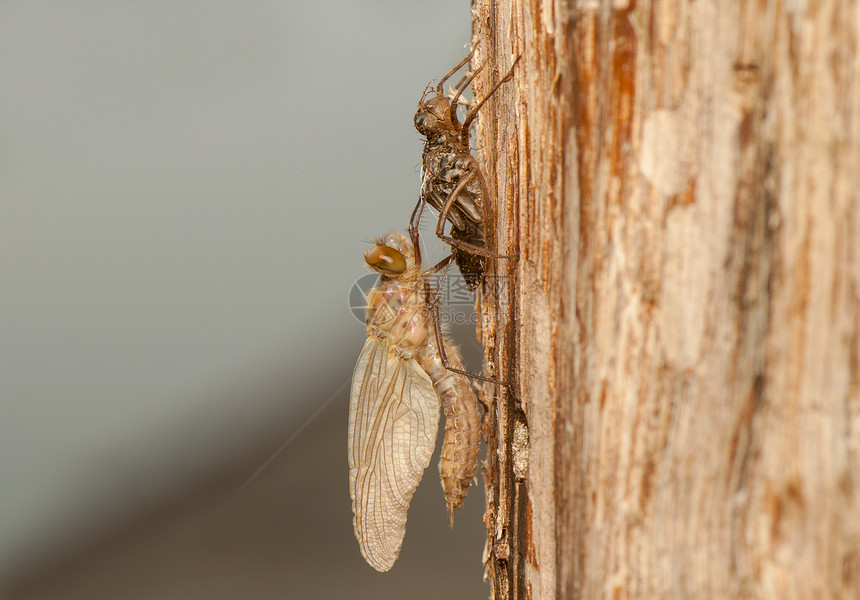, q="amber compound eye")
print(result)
[365,245,406,274]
